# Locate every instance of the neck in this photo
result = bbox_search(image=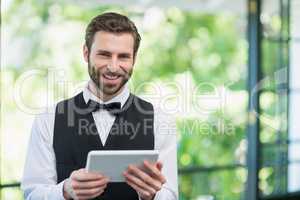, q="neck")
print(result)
[88,80,124,102]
